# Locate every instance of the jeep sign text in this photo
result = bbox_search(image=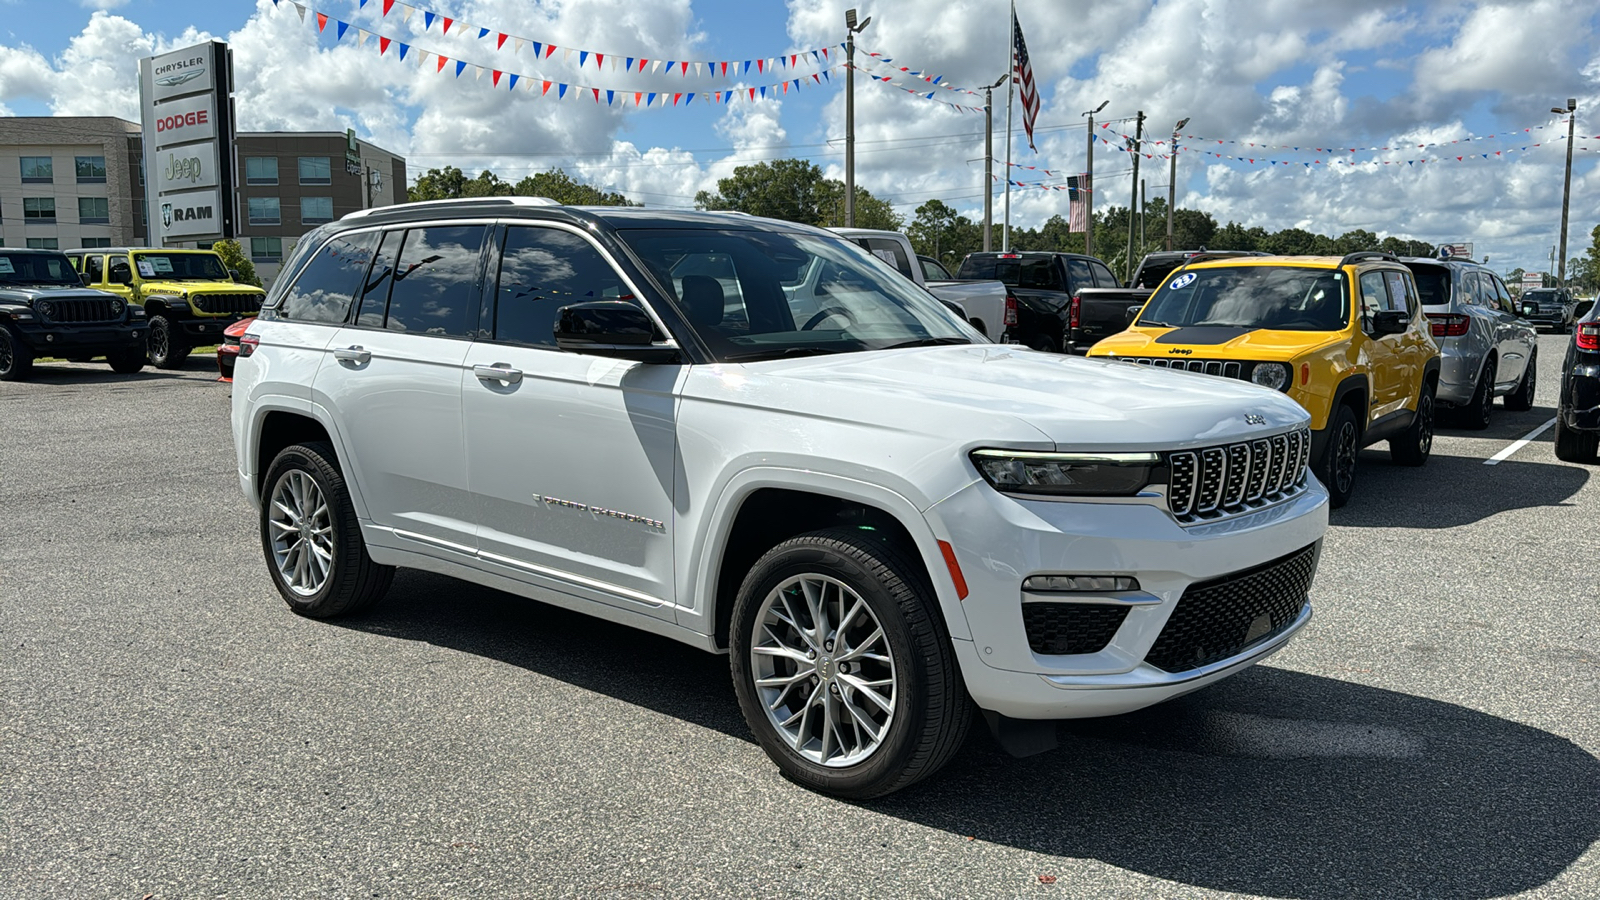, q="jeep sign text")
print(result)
[164,154,204,183]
